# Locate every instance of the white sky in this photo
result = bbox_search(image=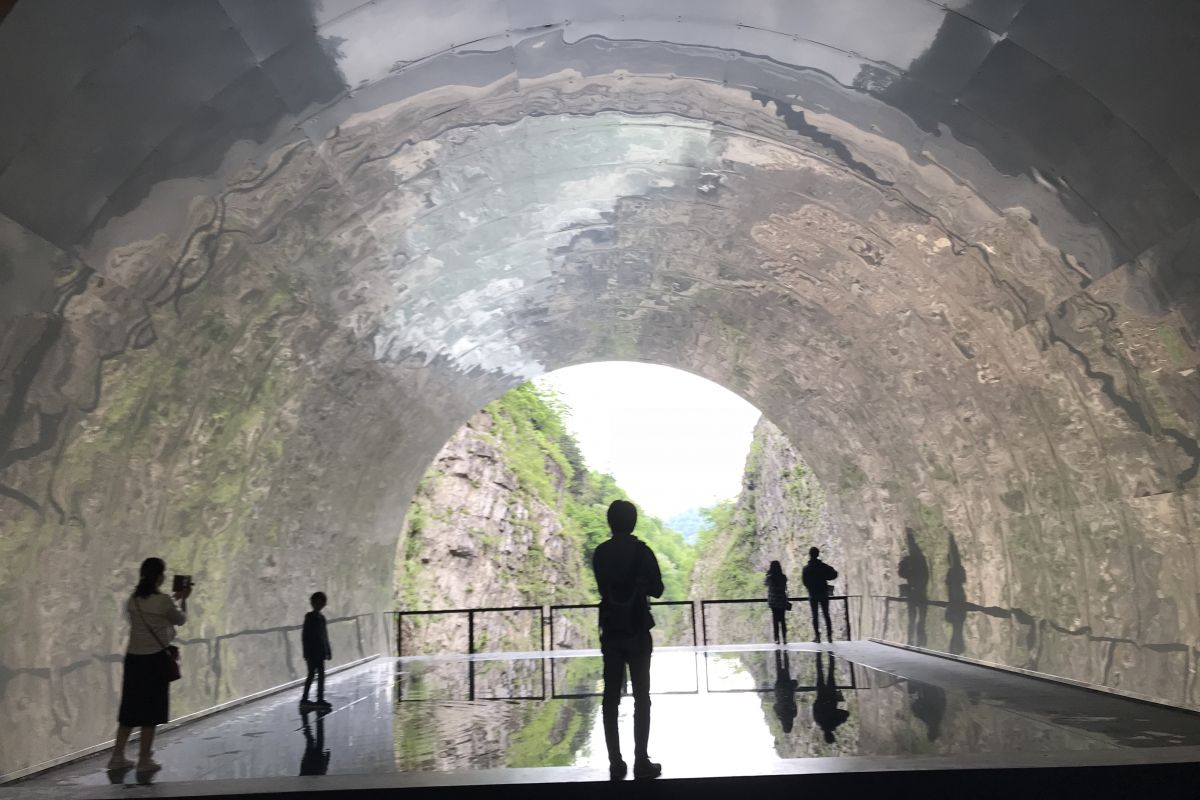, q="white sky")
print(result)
[534,362,761,520]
